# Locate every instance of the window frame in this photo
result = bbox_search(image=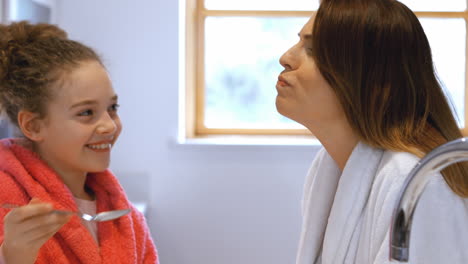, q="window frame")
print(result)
[184,0,468,137]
